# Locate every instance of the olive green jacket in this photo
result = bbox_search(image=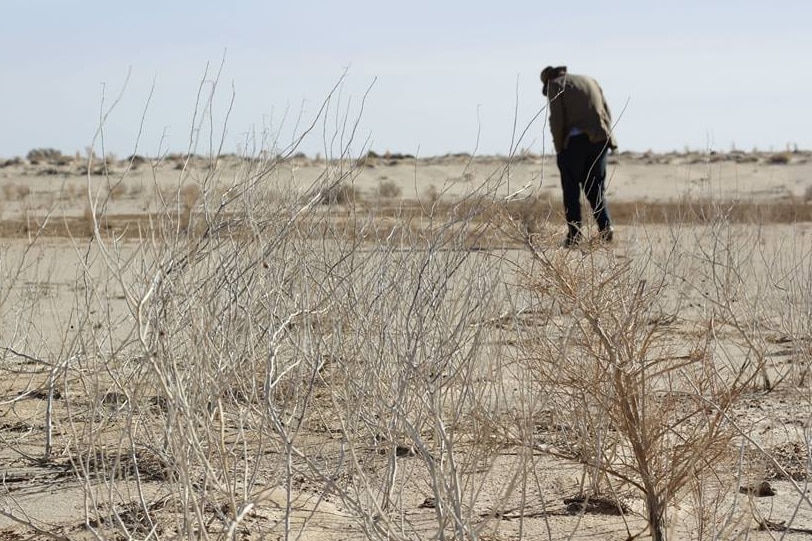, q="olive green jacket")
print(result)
[547,73,617,153]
